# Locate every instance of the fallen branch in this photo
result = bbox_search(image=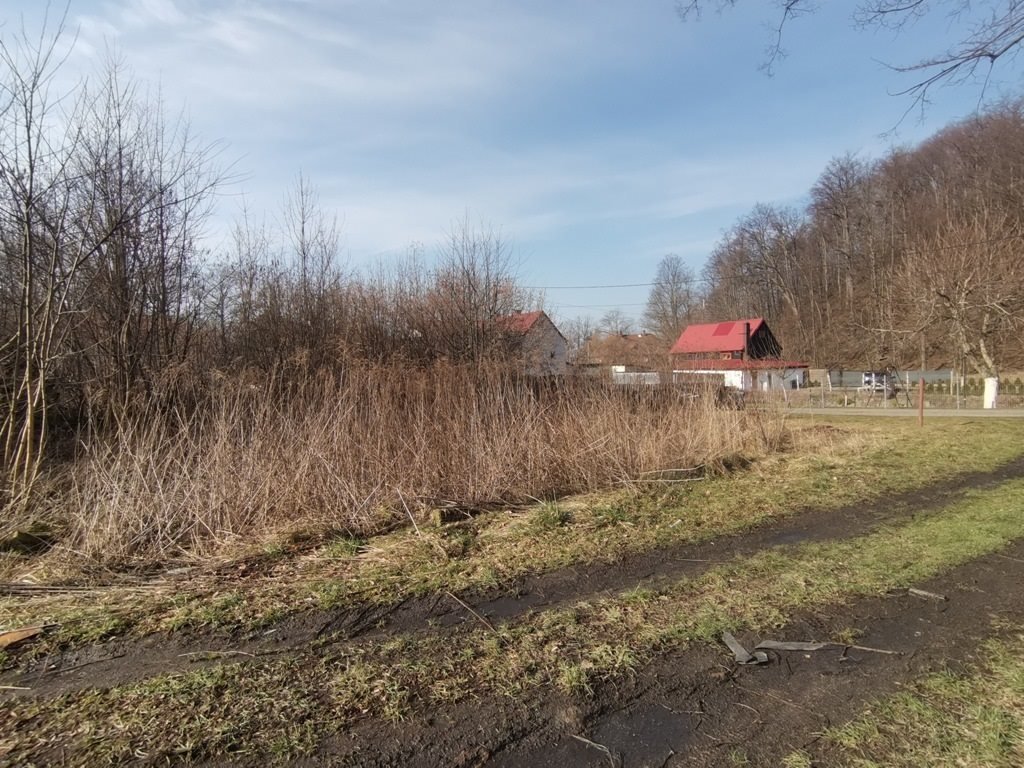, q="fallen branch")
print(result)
[1,584,100,596]
[843,643,902,656]
[38,653,126,677]
[397,489,421,537]
[731,682,821,716]
[908,587,947,601]
[571,734,621,768]
[446,591,499,636]
[177,650,257,659]
[638,466,704,476]
[1,583,161,597]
